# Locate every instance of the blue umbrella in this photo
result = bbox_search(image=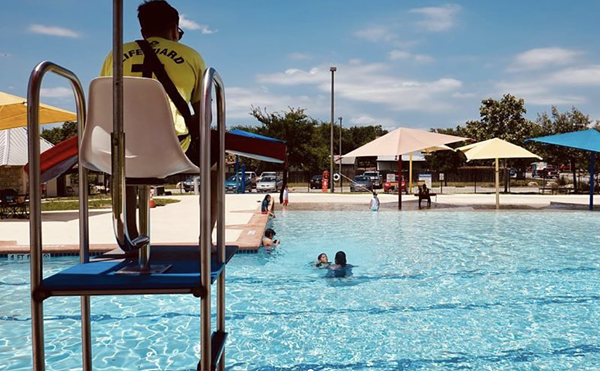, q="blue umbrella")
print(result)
[527,129,600,210]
